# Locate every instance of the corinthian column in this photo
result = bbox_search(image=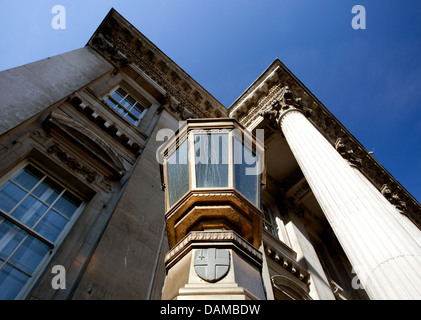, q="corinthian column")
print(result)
[279,108,421,300]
